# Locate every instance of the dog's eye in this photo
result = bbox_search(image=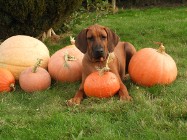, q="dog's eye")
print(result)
[101,35,107,40]
[87,37,94,41]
